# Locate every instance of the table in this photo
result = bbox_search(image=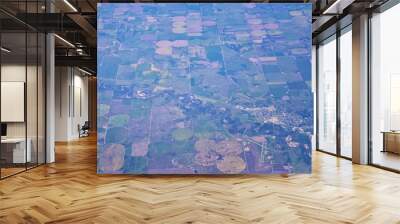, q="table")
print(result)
[382,131,400,154]
[1,138,31,163]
